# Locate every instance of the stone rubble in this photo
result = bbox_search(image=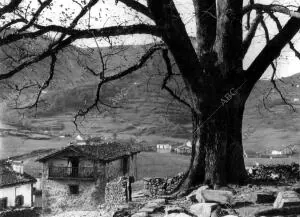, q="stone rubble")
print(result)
[248,163,300,182]
[189,203,220,217]
[105,177,128,203]
[273,190,300,208]
[143,173,185,196]
[196,190,234,205]
[250,191,276,204]
[49,167,300,217]
[130,186,236,217]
